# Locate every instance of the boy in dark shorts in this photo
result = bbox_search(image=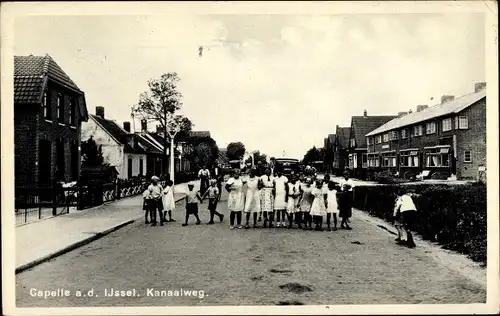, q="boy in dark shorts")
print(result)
[182,182,203,226]
[202,179,224,224]
[393,187,418,248]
